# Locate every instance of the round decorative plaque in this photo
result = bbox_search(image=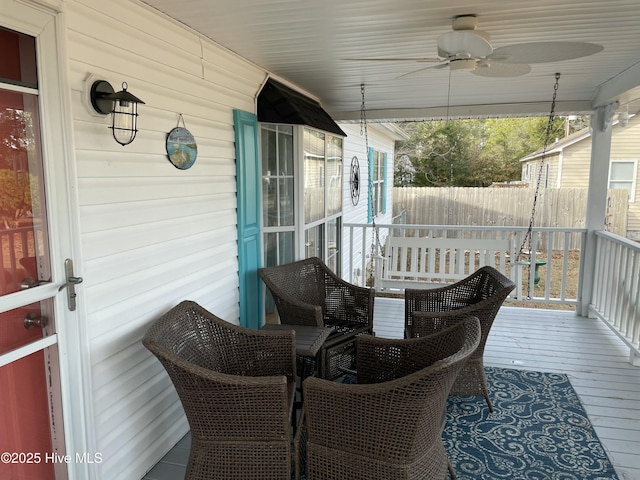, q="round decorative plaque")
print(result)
[166,126,197,170]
